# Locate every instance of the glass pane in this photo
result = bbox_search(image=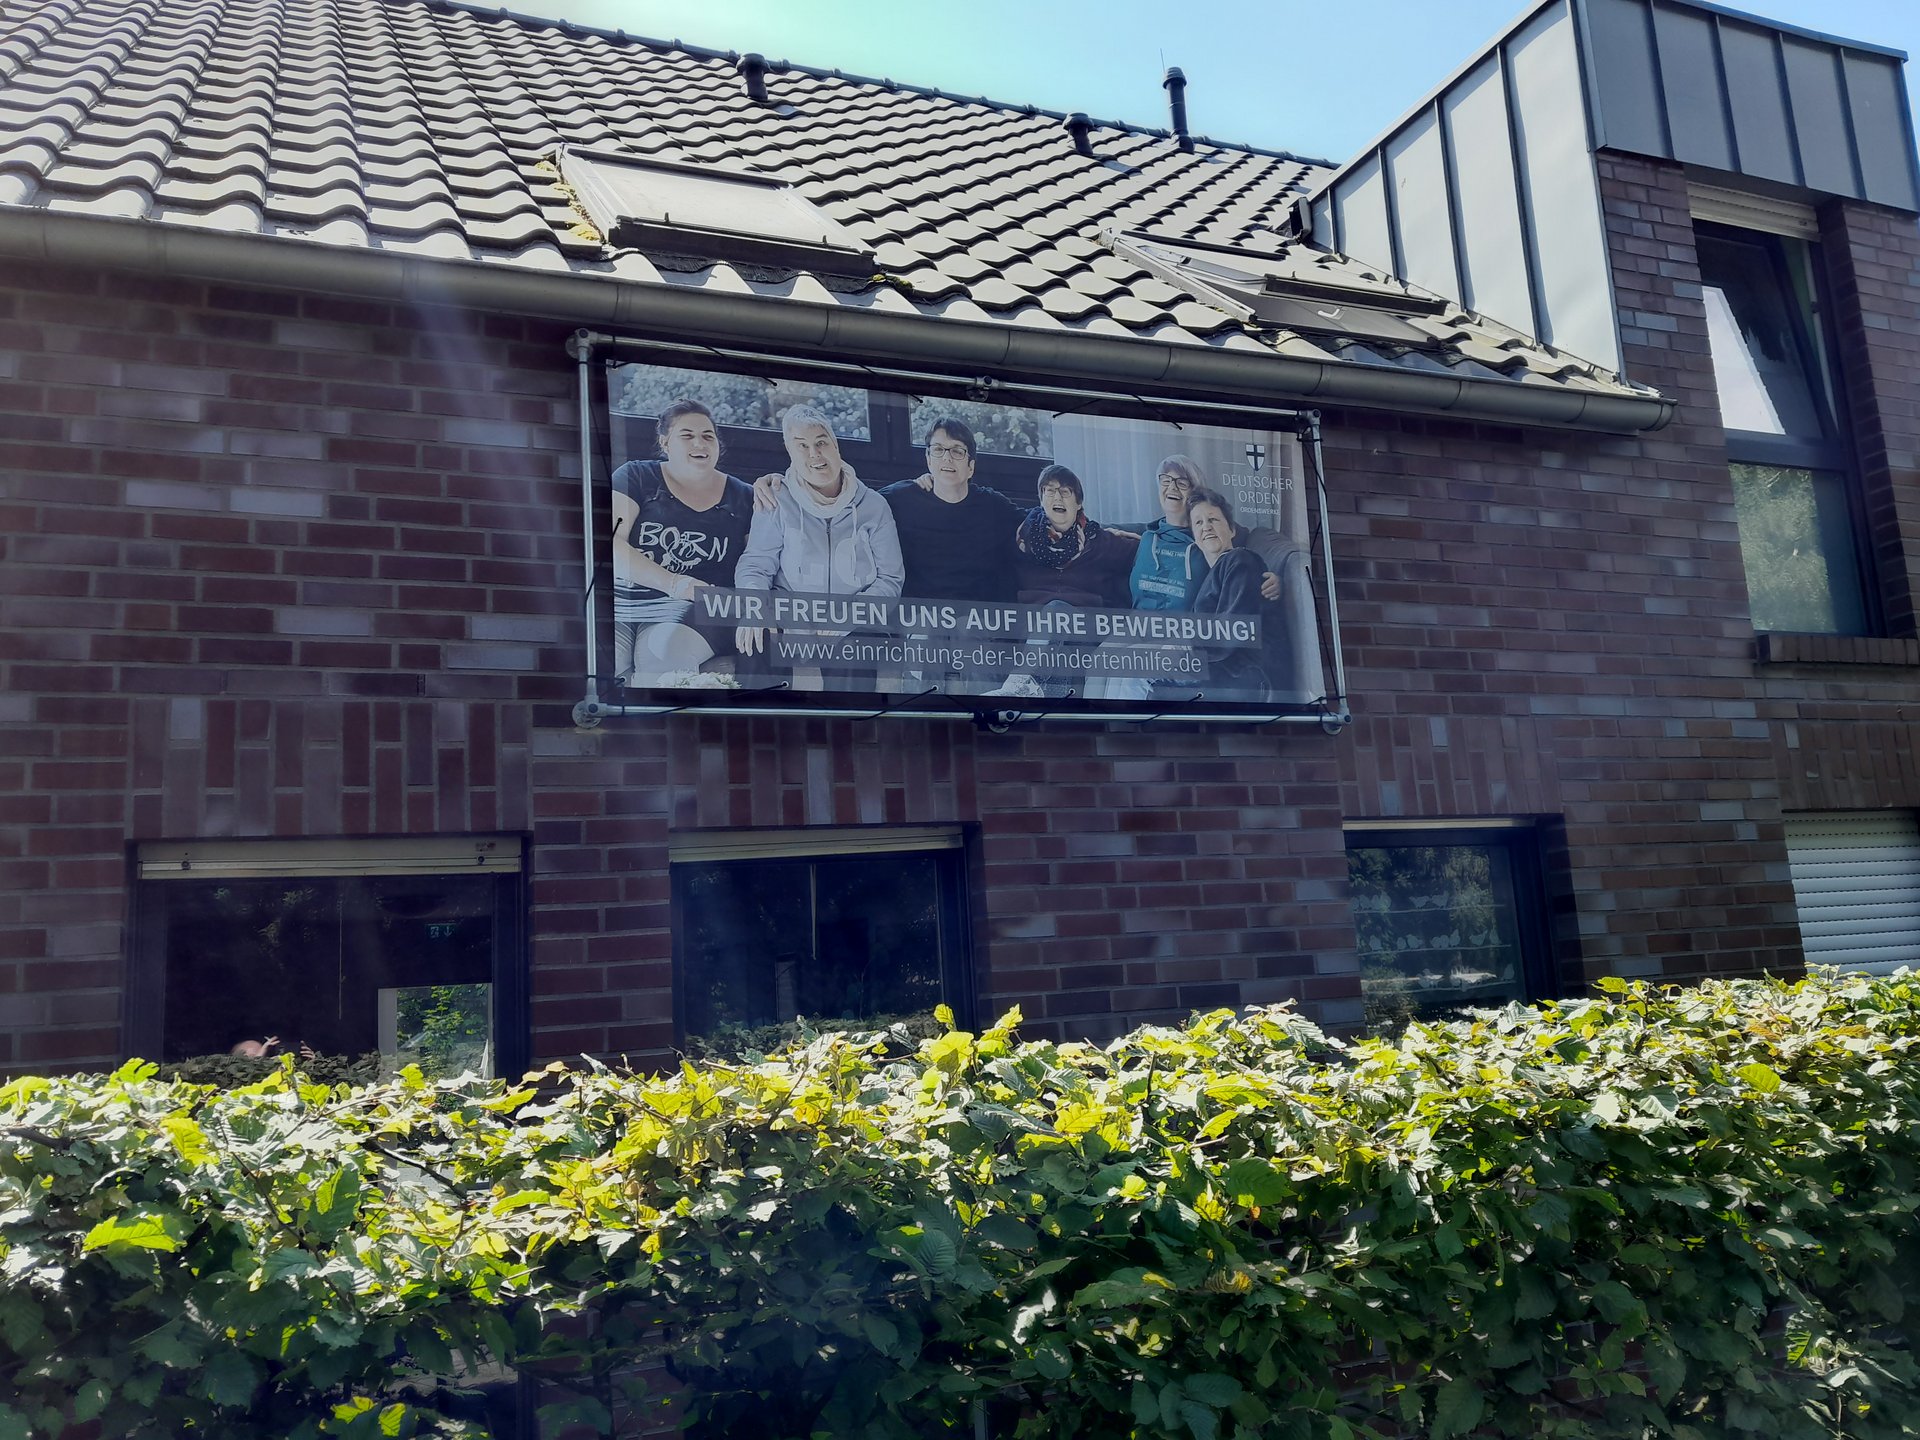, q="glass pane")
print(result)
[379,983,492,1078]
[1348,842,1527,1029]
[1697,232,1826,440]
[157,879,341,1061]
[1730,463,1868,635]
[156,873,500,1070]
[808,854,944,1021]
[677,858,813,1034]
[675,852,949,1043]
